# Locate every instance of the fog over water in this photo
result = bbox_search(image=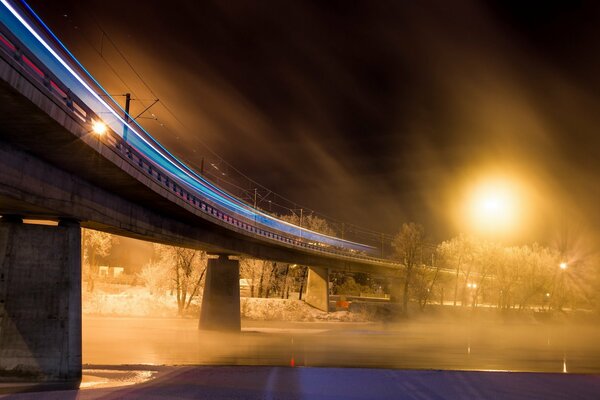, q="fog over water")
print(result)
[83,317,600,374]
